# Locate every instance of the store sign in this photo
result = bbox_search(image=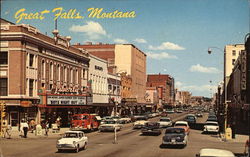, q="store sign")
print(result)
[47,95,86,105]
